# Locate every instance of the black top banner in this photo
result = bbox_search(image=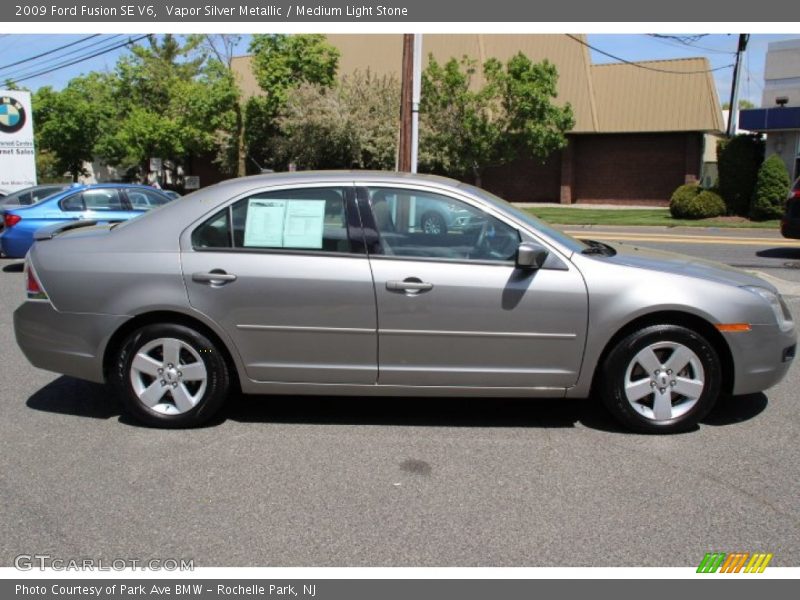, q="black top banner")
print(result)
[3,0,799,22]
